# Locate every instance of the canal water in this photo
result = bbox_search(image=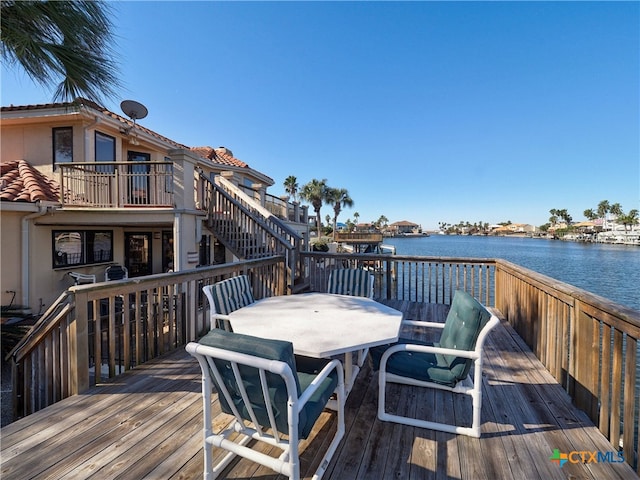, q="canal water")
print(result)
[385,235,640,311]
